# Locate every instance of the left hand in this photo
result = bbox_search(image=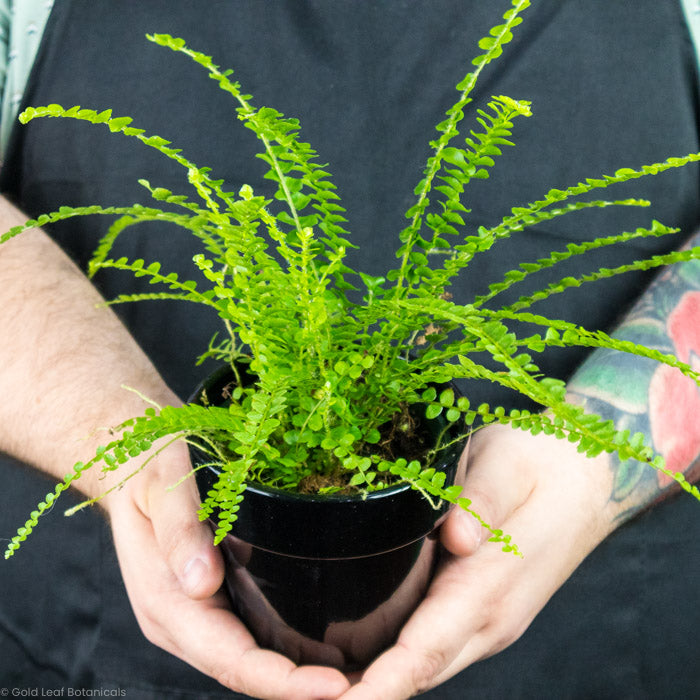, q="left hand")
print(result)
[102,441,351,699]
[340,422,619,699]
